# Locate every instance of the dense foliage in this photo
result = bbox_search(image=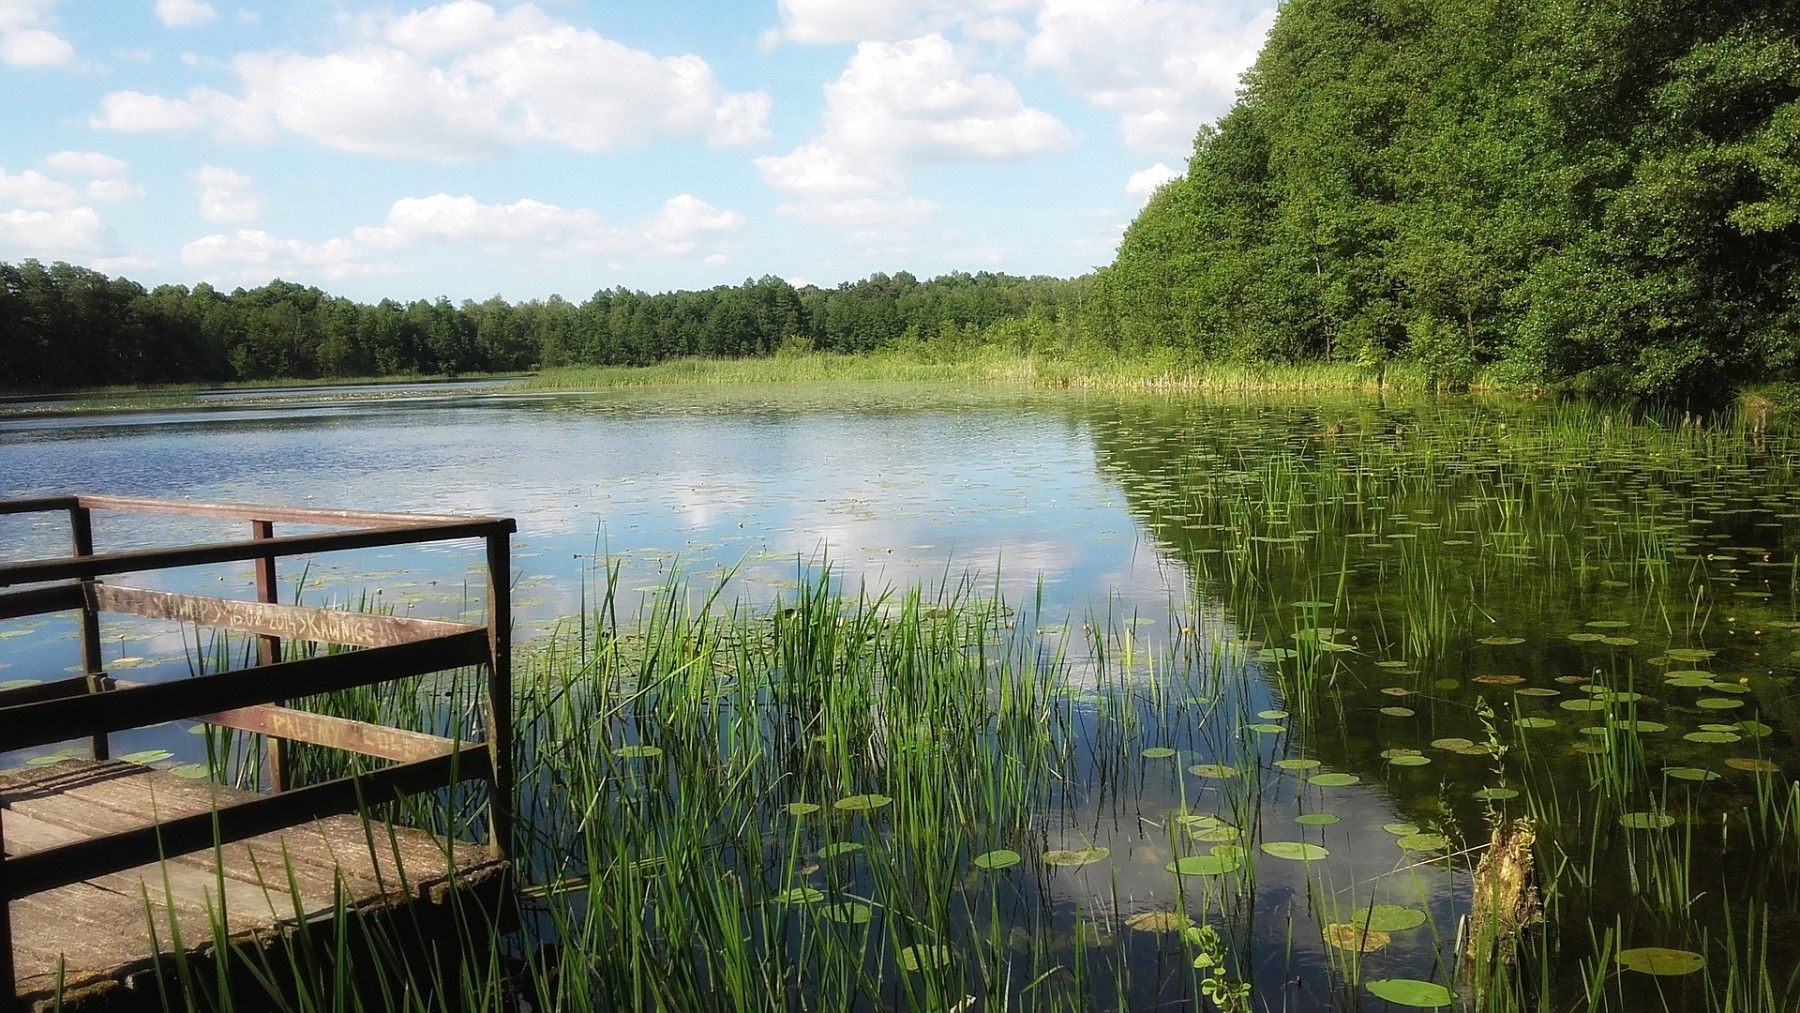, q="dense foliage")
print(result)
[0,261,1077,389]
[4,0,1794,399]
[1089,0,1800,397]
